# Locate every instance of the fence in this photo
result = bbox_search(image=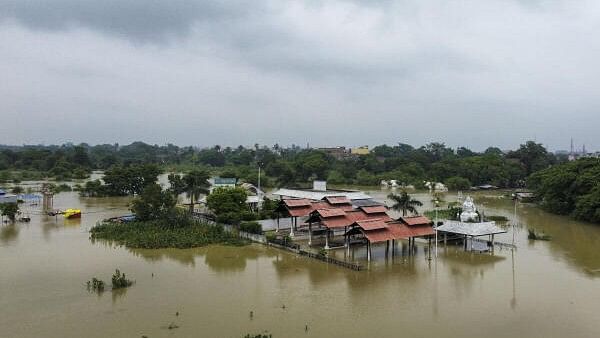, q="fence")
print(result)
[193,214,362,271]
